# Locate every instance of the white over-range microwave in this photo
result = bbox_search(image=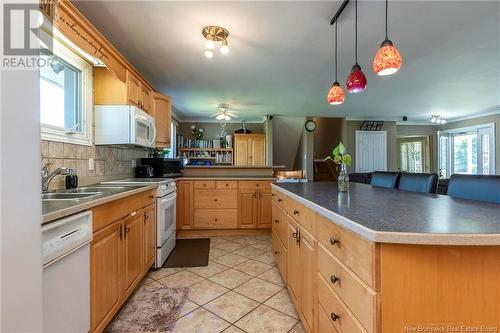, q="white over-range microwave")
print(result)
[95,105,156,148]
